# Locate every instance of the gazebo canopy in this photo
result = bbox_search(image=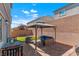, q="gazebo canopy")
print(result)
[27,22,56,28]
